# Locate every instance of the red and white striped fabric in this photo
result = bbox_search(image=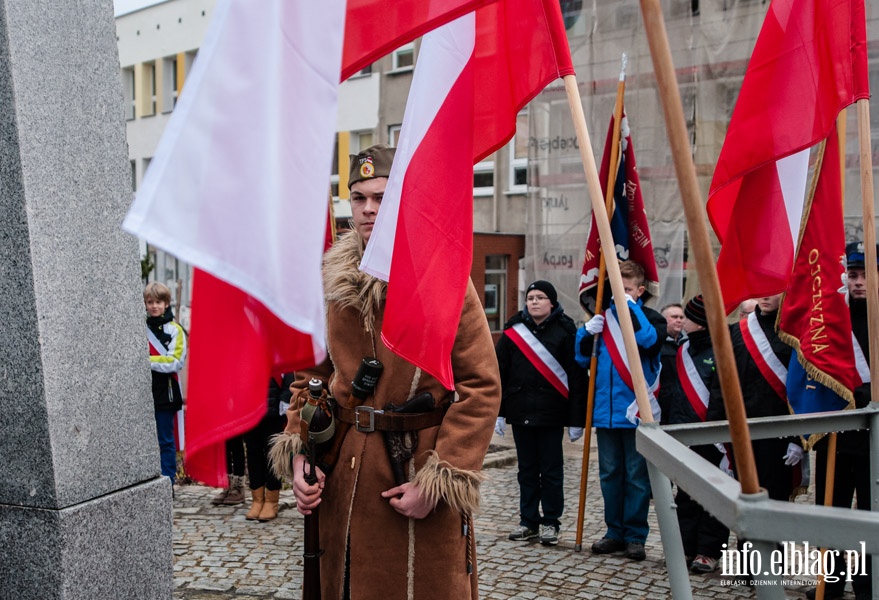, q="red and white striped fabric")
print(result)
[360,0,574,389]
[600,310,661,424]
[676,341,709,422]
[739,313,788,400]
[505,323,569,399]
